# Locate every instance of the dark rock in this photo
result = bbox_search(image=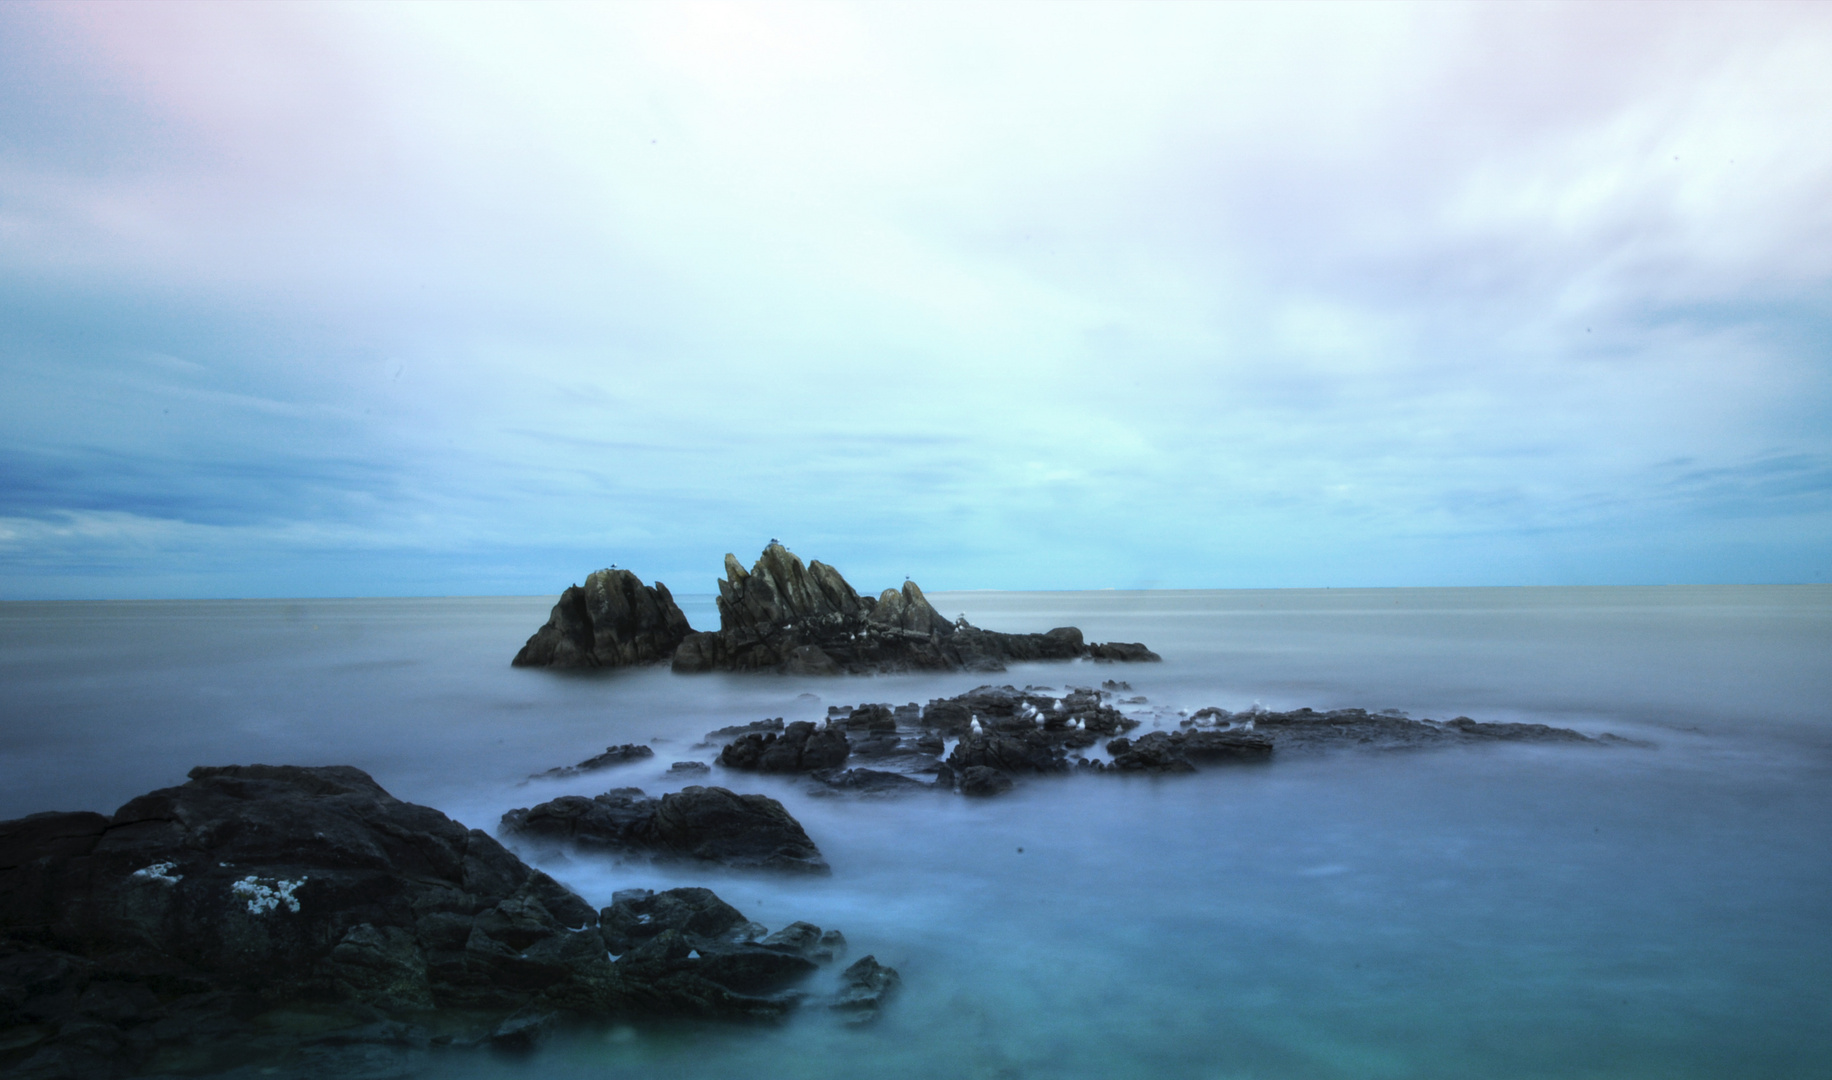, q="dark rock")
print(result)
[1176,729,1275,762]
[530,743,655,781]
[0,767,887,1077]
[666,543,1161,675]
[598,890,845,1011]
[1105,729,1275,773]
[830,956,900,1023]
[701,717,785,745]
[947,732,1066,776]
[1243,707,1614,753]
[0,768,622,1075]
[599,887,763,954]
[958,766,1016,797]
[500,787,828,876]
[1089,642,1159,662]
[1443,716,1598,742]
[718,721,851,775]
[1104,734,1198,773]
[667,761,711,776]
[920,685,1135,739]
[512,569,693,669]
[652,787,829,875]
